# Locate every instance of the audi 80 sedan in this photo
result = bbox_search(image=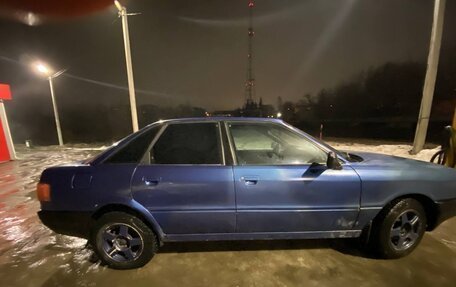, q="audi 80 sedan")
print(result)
[37,117,456,269]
